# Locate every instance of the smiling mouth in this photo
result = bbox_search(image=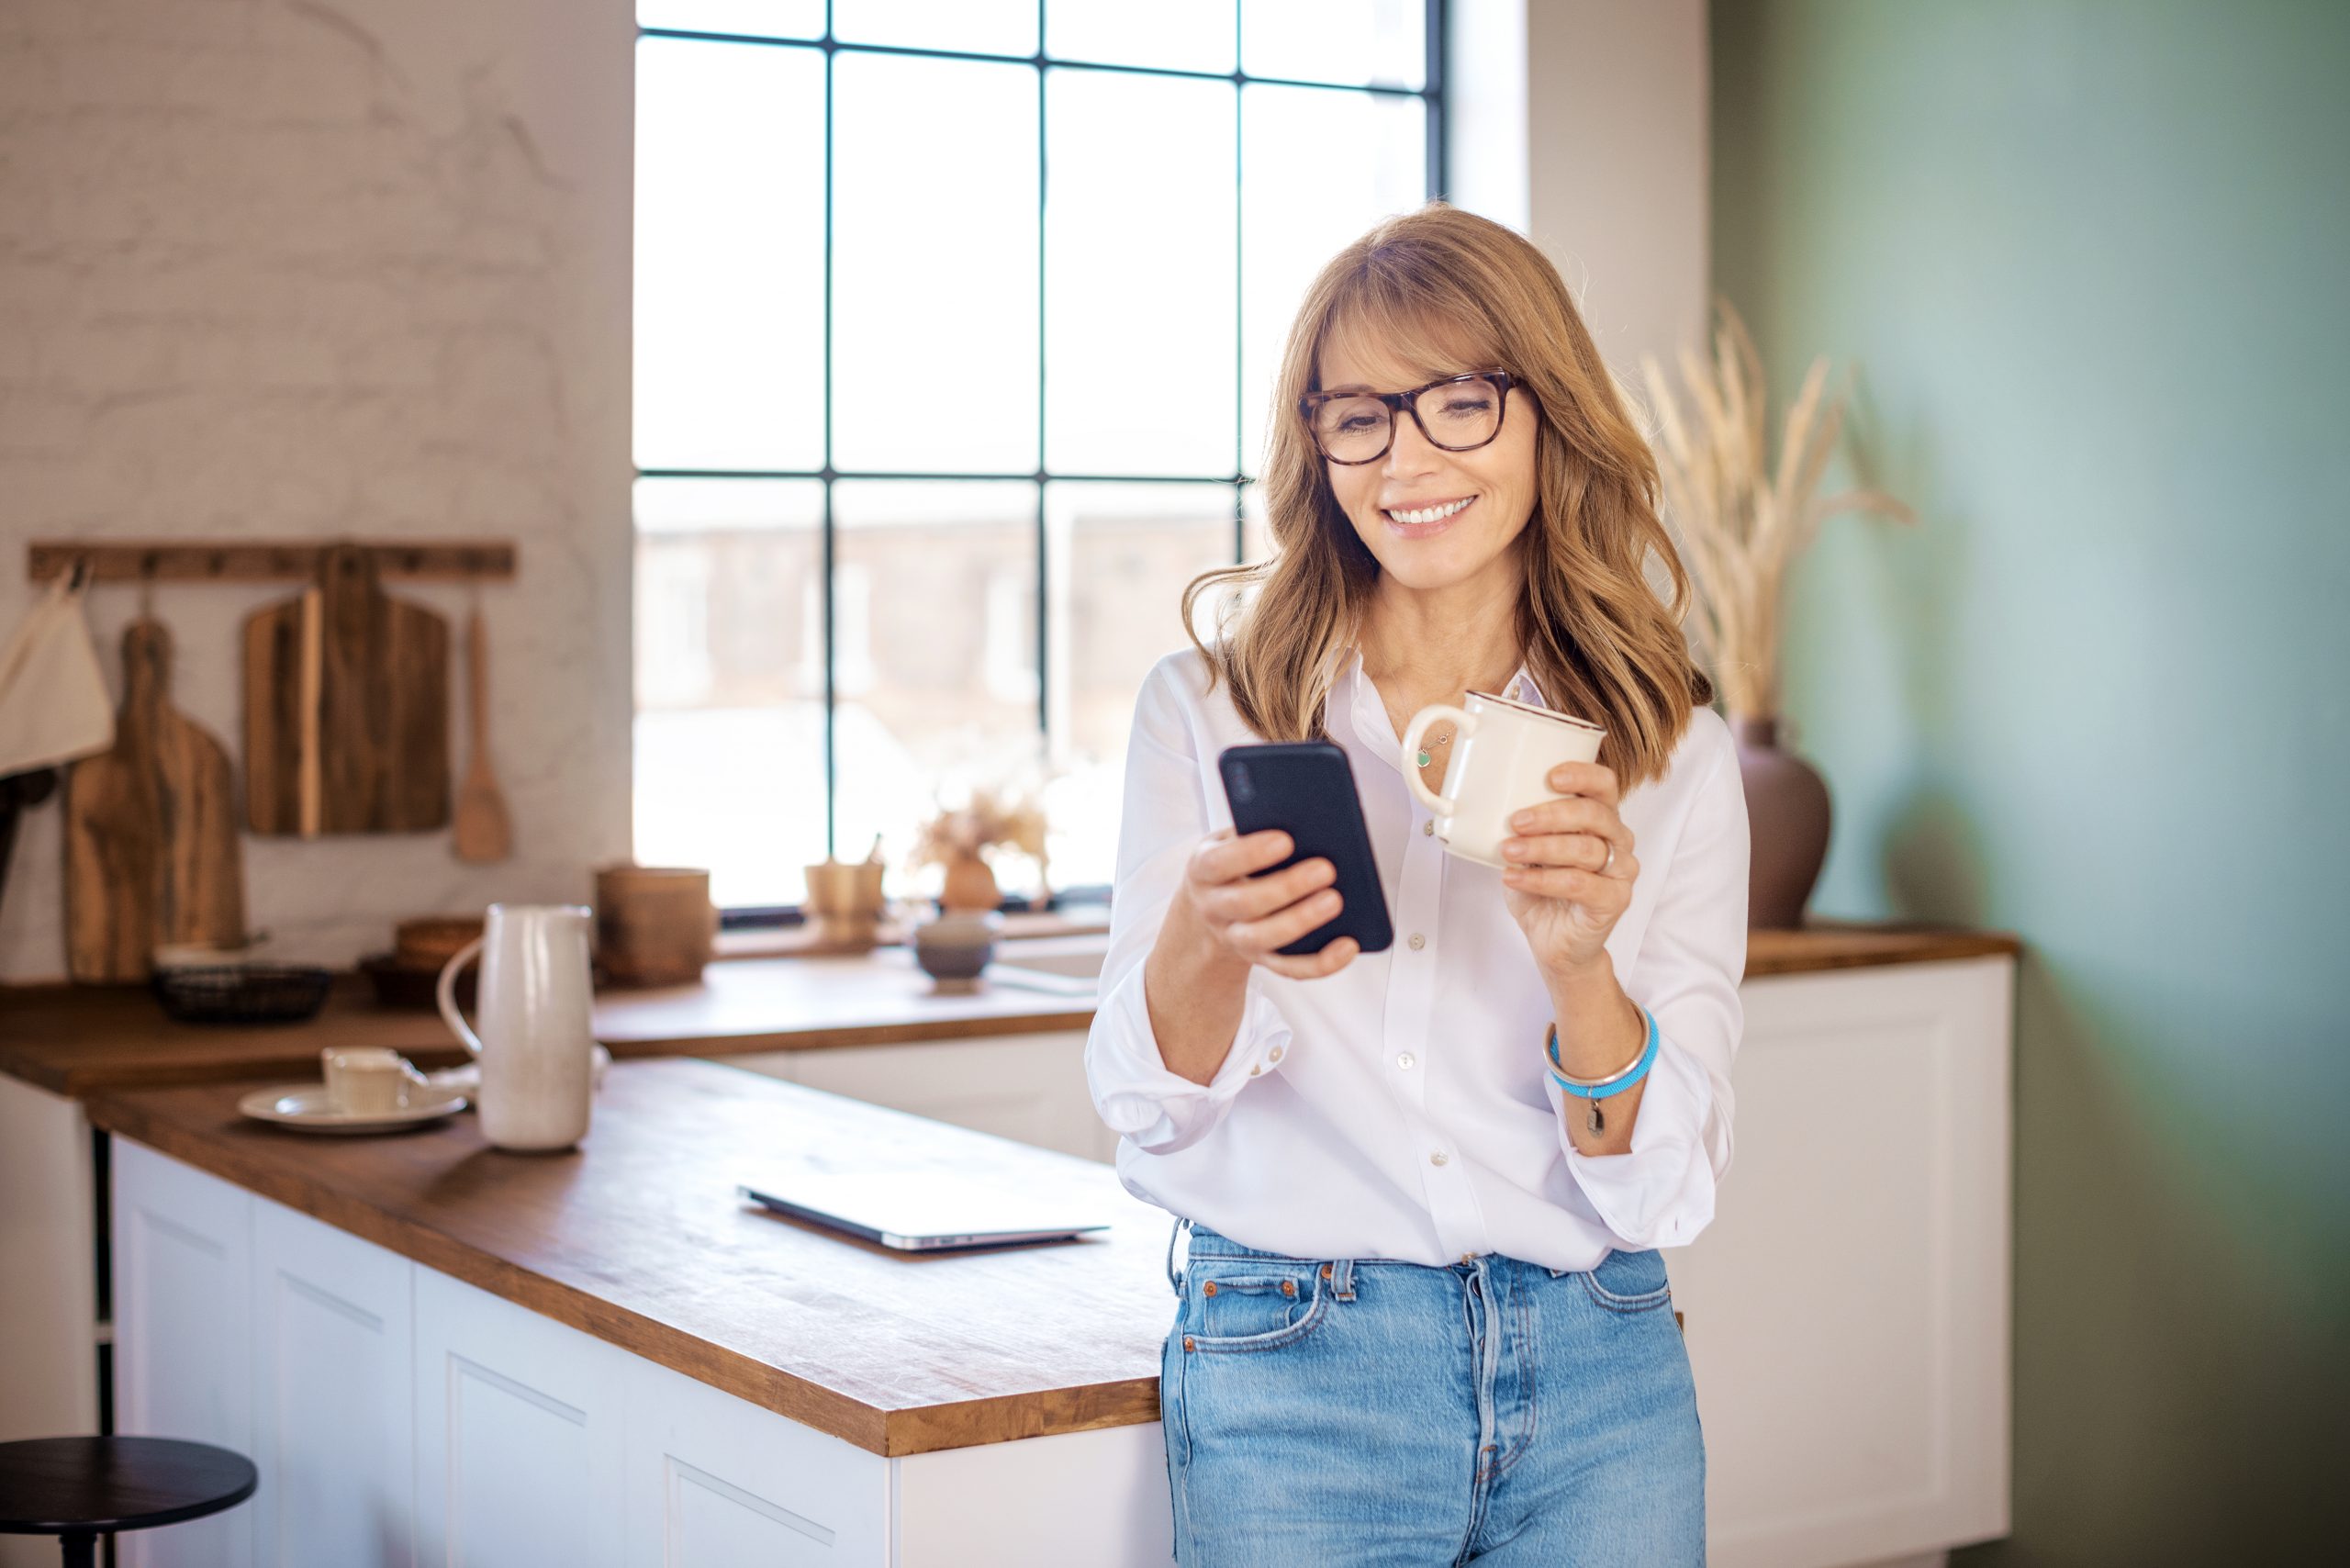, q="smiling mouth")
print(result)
[1383,495,1476,527]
